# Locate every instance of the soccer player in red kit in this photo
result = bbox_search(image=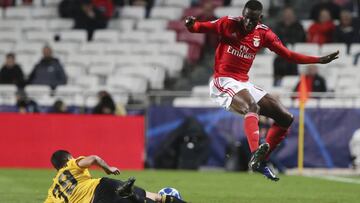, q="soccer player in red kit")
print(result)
[185,0,339,181]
